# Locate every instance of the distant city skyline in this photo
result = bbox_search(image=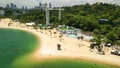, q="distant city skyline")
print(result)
[0,0,120,8]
